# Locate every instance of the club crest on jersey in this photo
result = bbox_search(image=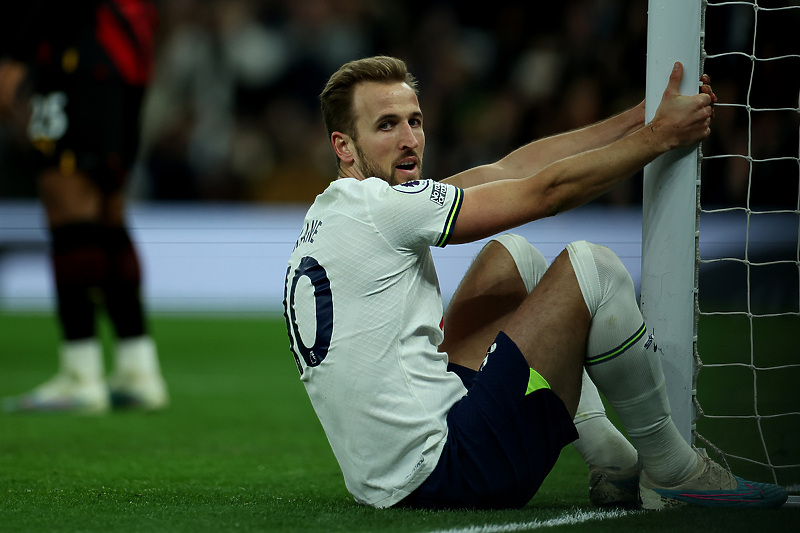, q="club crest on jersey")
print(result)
[392,180,430,194]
